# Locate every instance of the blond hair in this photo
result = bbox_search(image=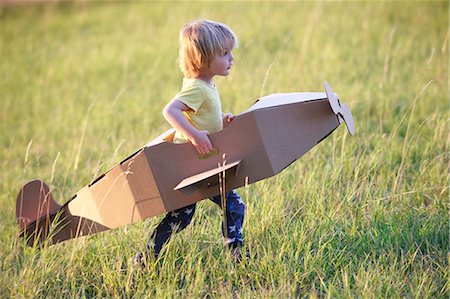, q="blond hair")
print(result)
[178,20,238,78]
